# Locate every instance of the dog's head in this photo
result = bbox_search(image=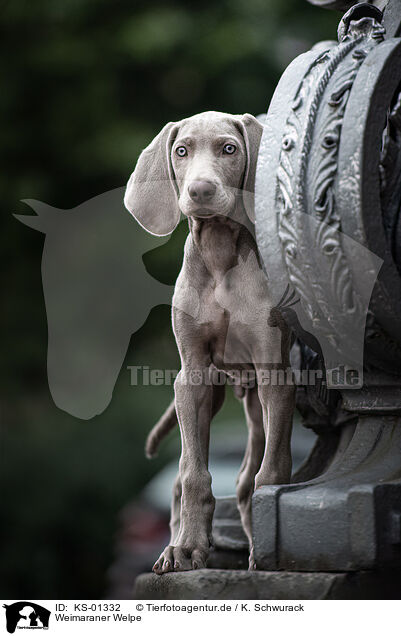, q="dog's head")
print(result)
[124,111,263,236]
